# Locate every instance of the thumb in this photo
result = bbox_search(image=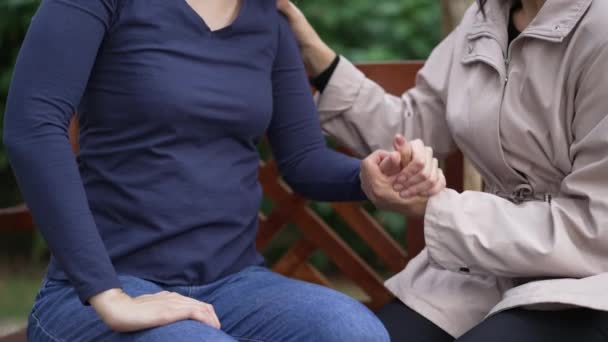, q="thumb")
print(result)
[379,151,401,176]
[368,149,390,165]
[394,134,412,168]
[363,150,390,177]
